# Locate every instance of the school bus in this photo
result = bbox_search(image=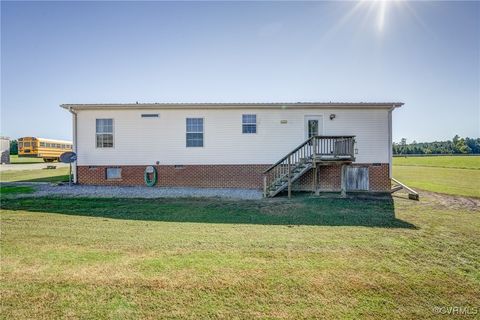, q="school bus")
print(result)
[18,137,73,162]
